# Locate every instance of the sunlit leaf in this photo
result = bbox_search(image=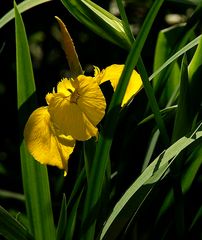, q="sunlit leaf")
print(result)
[61,0,131,49]
[150,34,201,81]
[100,123,202,240]
[188,35,202,116]
[0,0,52,29]
[15,2,56,240]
